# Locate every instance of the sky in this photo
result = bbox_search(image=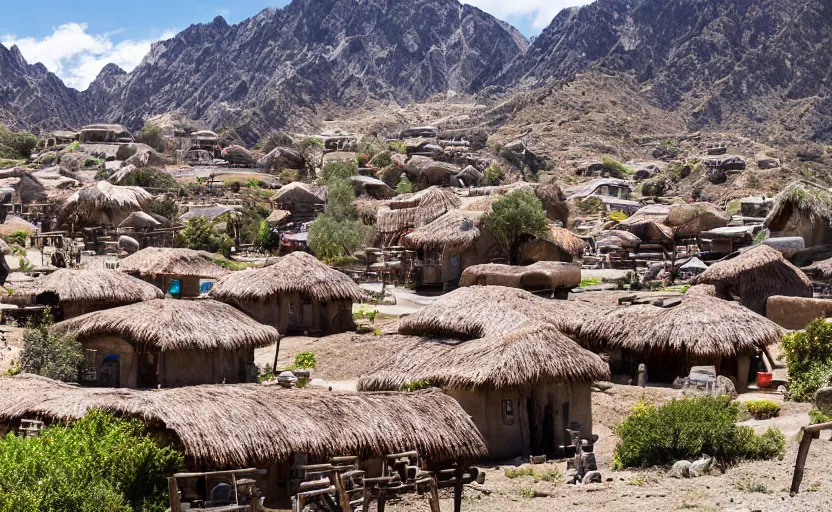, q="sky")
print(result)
[1,0,591,91]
